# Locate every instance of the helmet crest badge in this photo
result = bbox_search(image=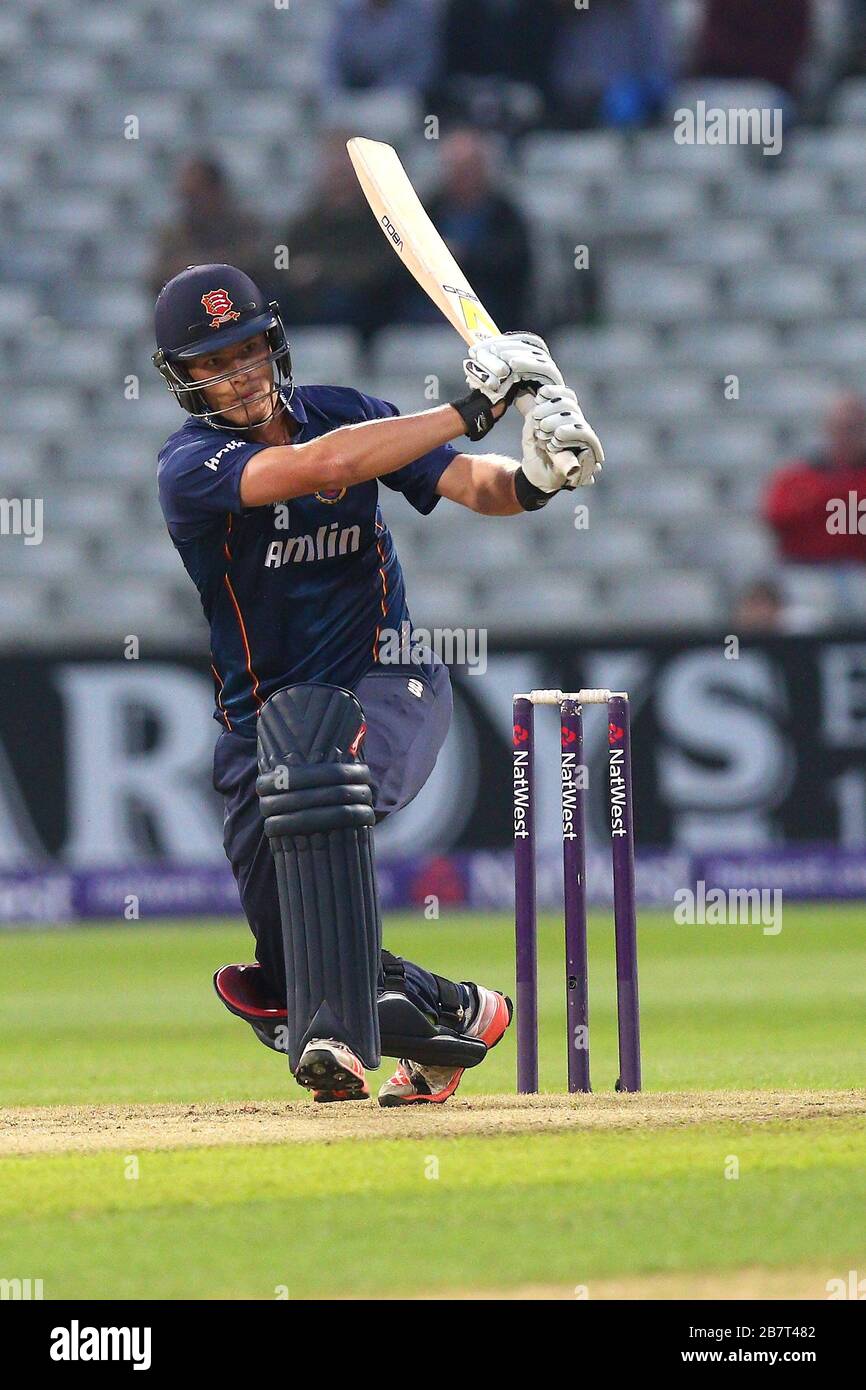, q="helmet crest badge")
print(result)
[201,289,240,329]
